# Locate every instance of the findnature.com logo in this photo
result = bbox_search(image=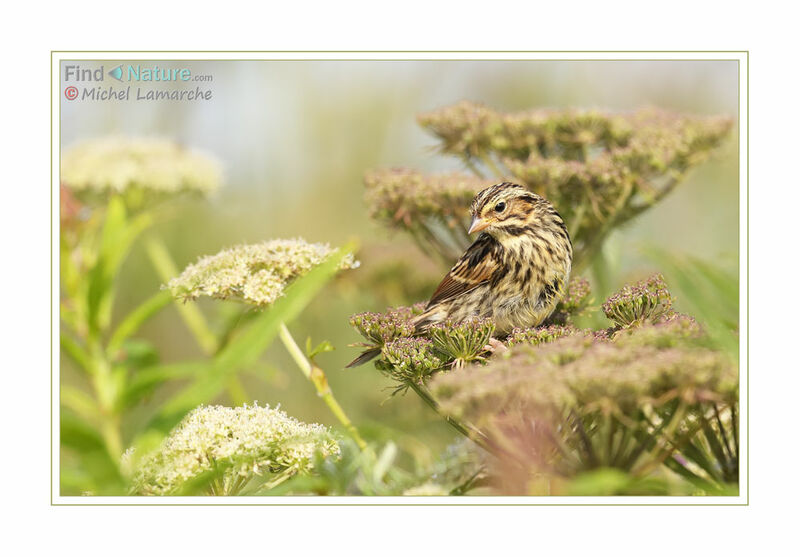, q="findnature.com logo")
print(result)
[63,63,214,102]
